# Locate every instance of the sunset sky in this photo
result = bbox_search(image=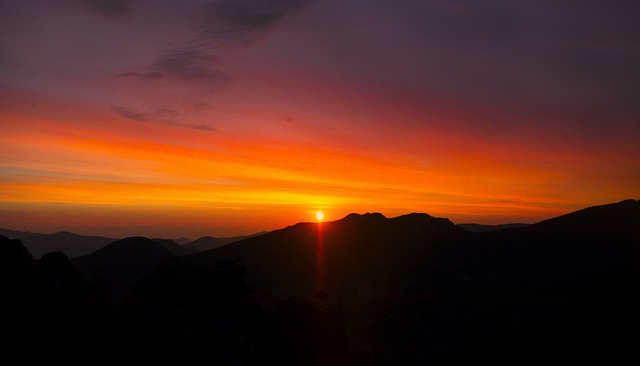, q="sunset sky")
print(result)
[1,0,639,238]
